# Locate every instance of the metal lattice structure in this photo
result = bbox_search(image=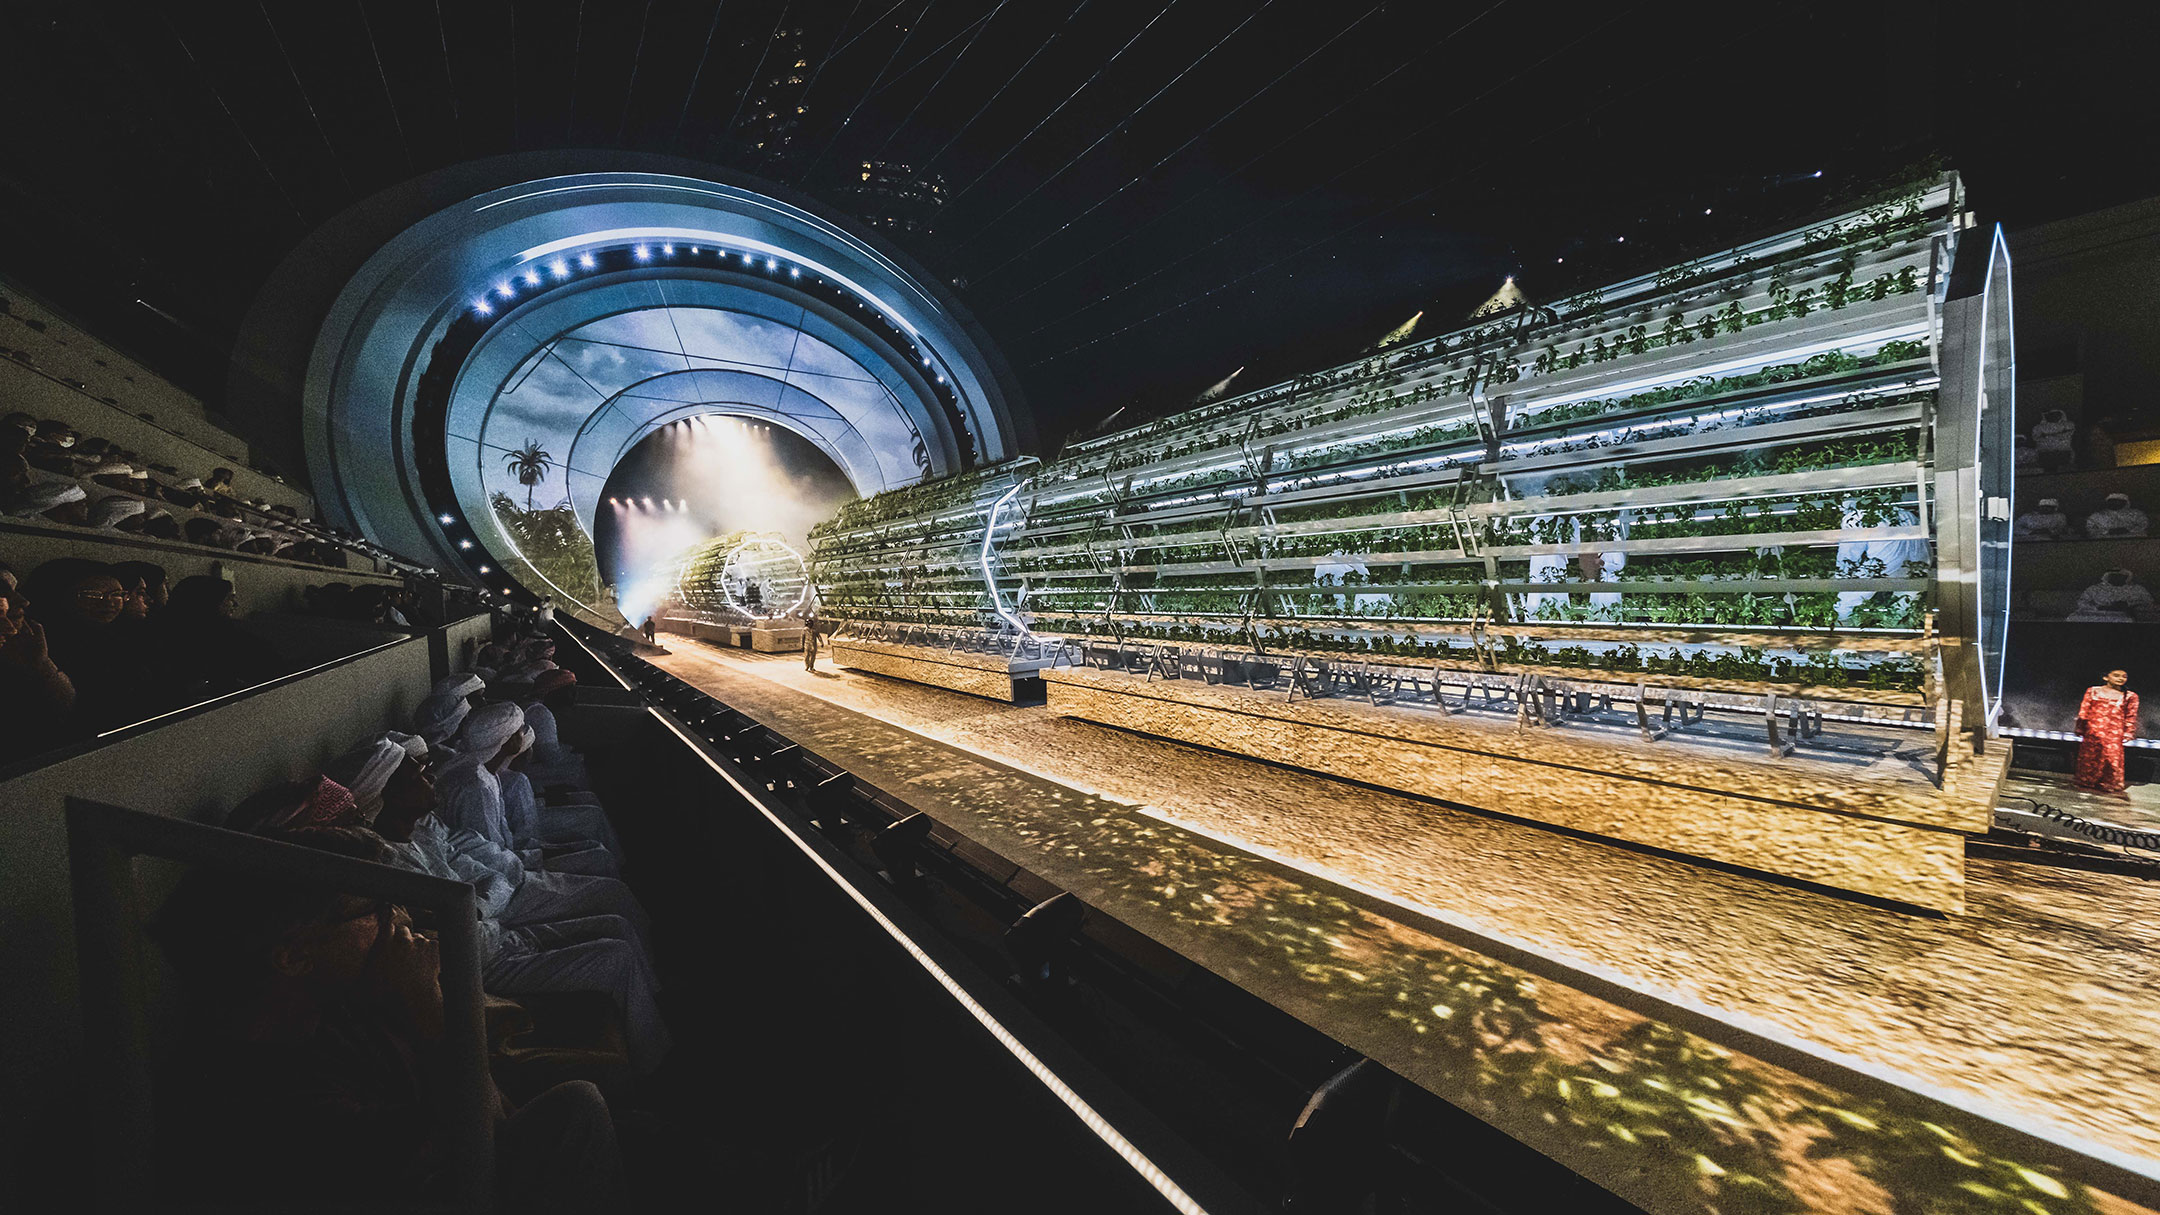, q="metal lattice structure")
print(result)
[812,173,2014,741]
[666,531,814,623]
